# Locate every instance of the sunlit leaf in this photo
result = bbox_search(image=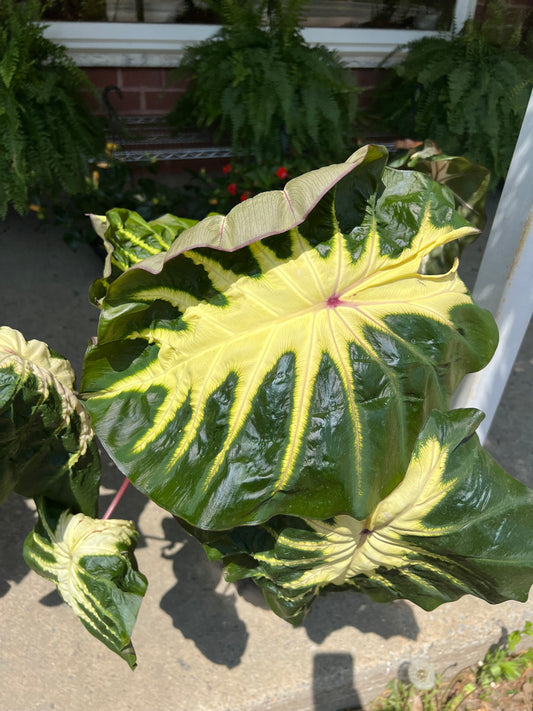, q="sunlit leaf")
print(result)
[82,146,497,530]
[88,211,198,306]
[389,140,490,274]
[196,409,533,623]
[24,498,147,668]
